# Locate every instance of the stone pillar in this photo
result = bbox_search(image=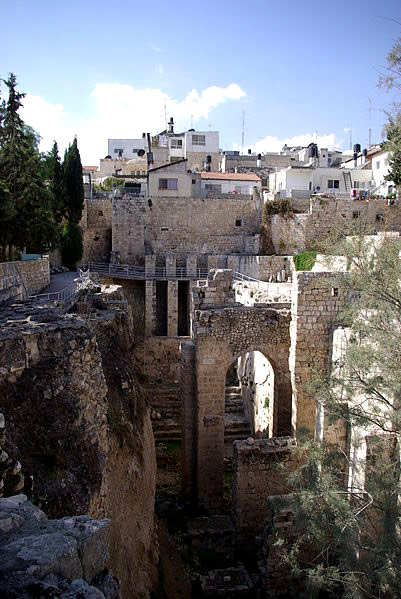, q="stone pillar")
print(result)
[145,255,156,278]
[181,341,197,500]
[207,255,218,272]
[227,255,240,274]
[196,341,225,512]
[145,280,156,336]
[186,255,197,278]
[167,281,178,337]
[166,256,176,278]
